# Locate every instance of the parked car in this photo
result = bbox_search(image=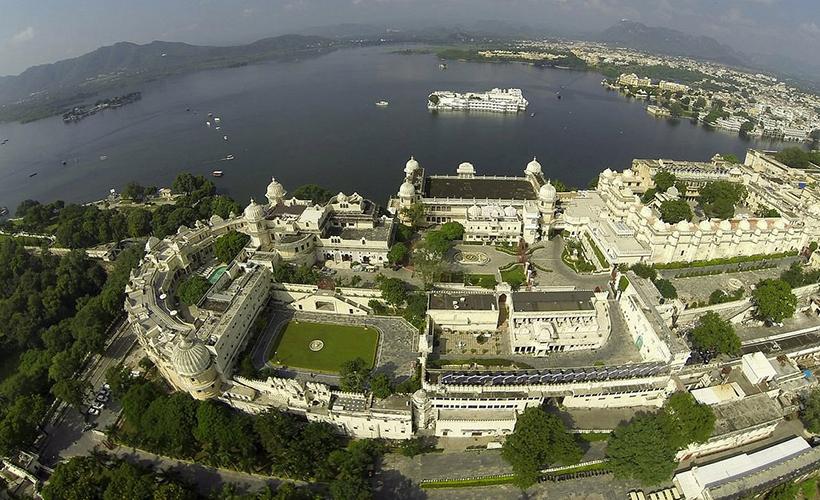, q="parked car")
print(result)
[102,383,111,391]
[91,402,105,411]
[95,394,108,403]
[87,407,100,416]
